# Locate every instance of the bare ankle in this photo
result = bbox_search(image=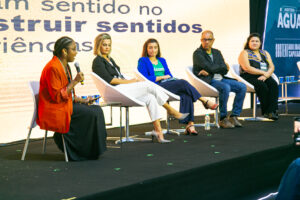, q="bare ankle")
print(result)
[199,97,206,103]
